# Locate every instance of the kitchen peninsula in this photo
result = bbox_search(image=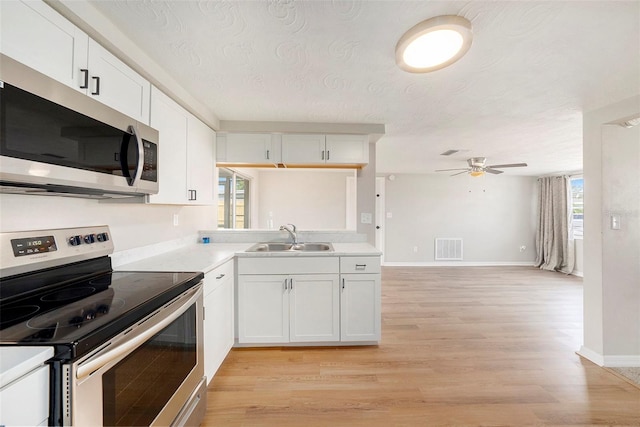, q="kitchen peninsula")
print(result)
[116,231,381,385]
